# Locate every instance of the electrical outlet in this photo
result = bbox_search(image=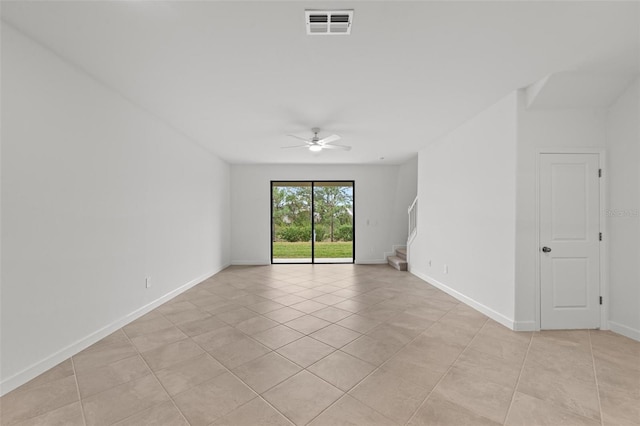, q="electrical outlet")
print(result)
[443,264,448,274]
[145,277,151,288]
